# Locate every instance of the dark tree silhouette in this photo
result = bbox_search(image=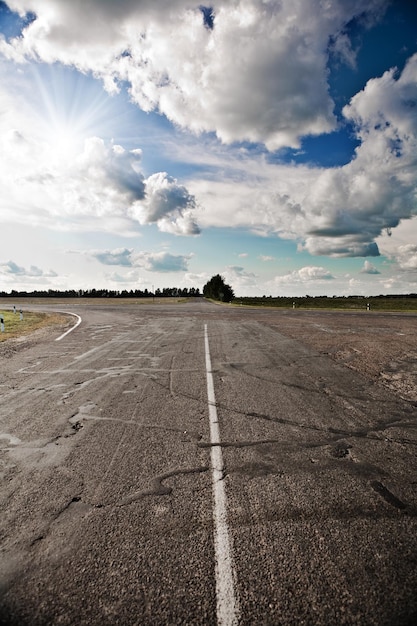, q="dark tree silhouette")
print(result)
[203,274,234,302]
